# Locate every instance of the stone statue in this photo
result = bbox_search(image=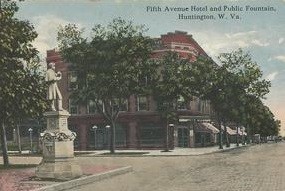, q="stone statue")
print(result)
[37,62,82,180]
[46,62,63,111]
